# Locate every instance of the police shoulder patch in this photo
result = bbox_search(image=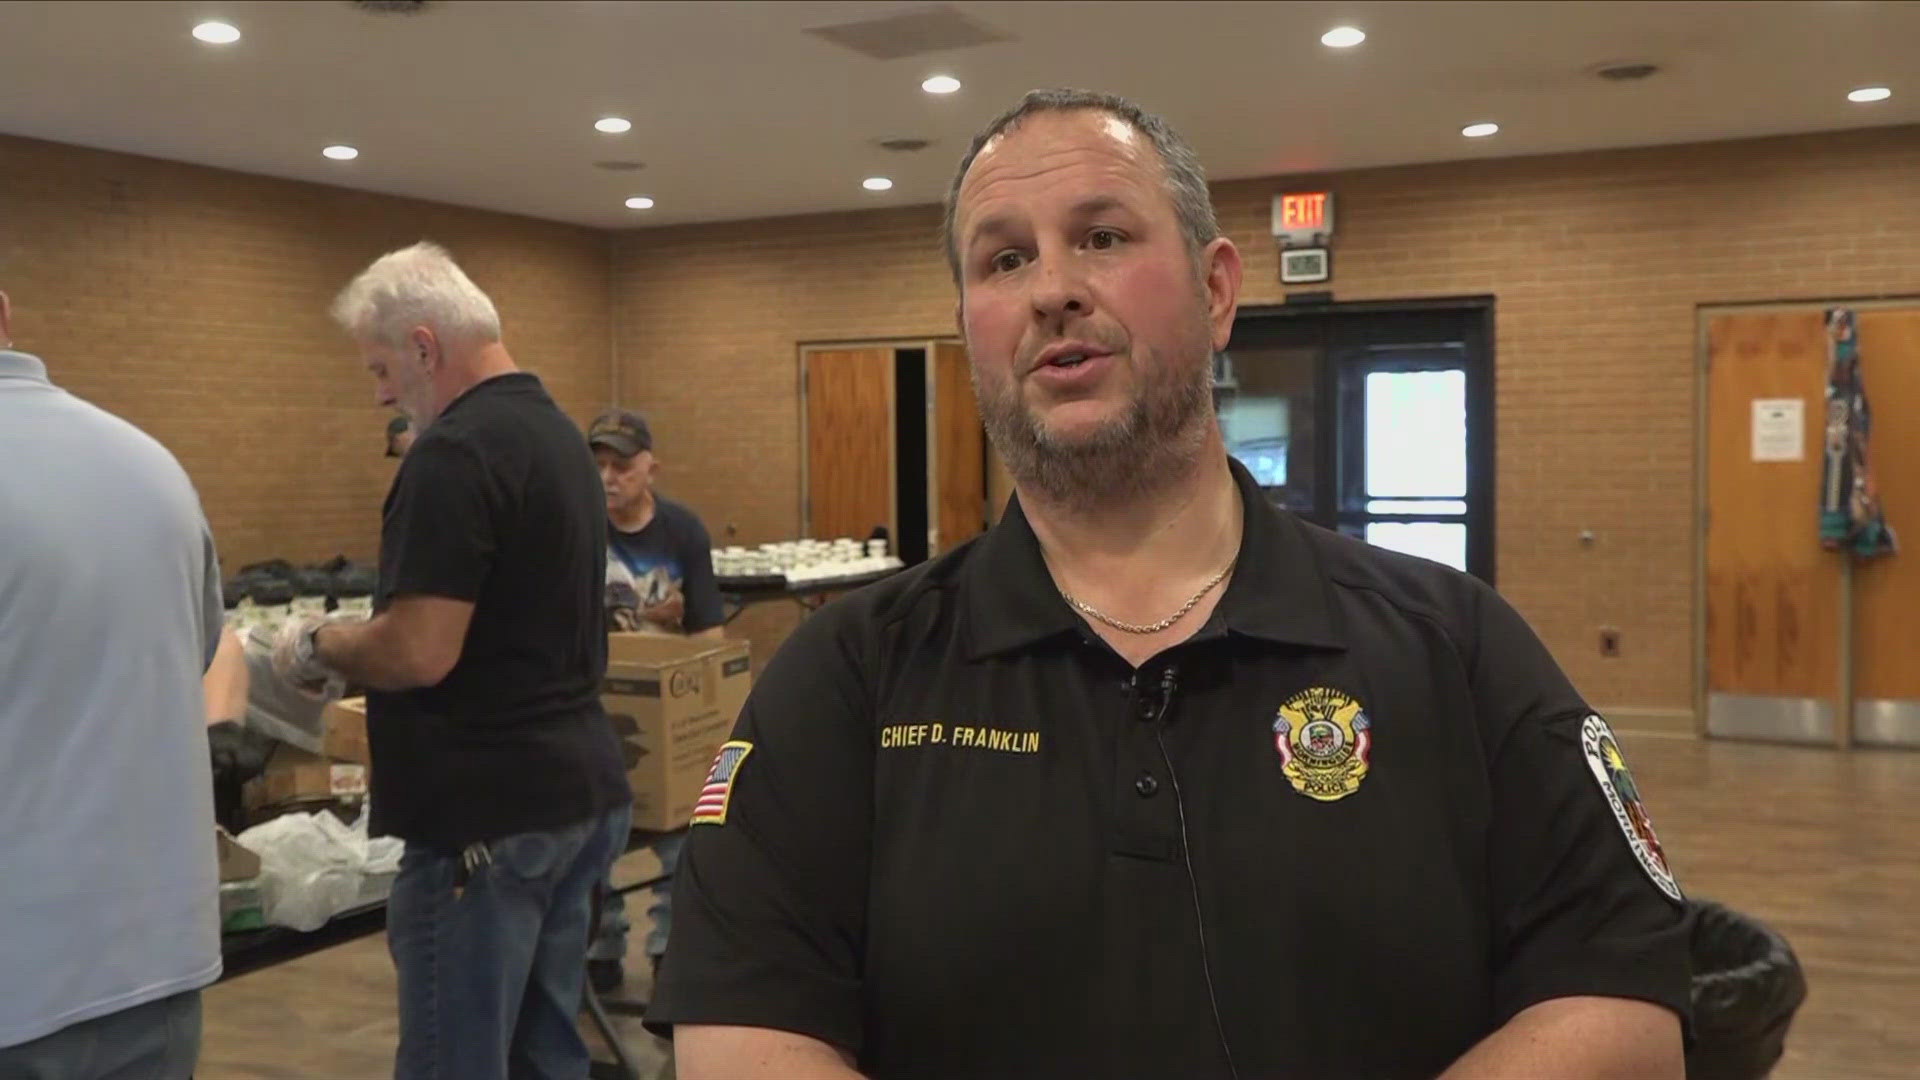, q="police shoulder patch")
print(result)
[1579,715,1683,903]
[690,740,752,826]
